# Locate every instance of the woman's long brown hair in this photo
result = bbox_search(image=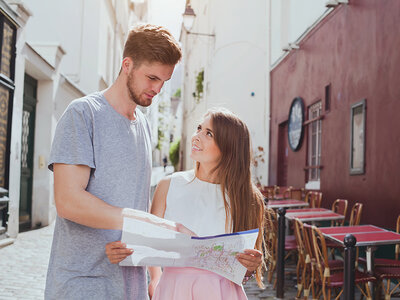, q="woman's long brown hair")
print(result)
[196,108,265,288]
